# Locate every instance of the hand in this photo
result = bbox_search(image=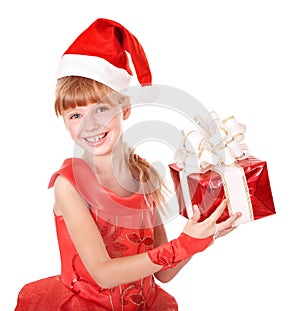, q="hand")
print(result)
[183,199,241,240]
